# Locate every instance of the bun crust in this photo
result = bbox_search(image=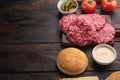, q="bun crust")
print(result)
[106,71,120,80]
[57,47,88,75]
